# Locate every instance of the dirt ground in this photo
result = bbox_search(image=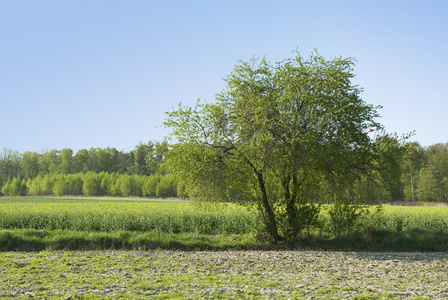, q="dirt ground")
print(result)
[1,250,448,299]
